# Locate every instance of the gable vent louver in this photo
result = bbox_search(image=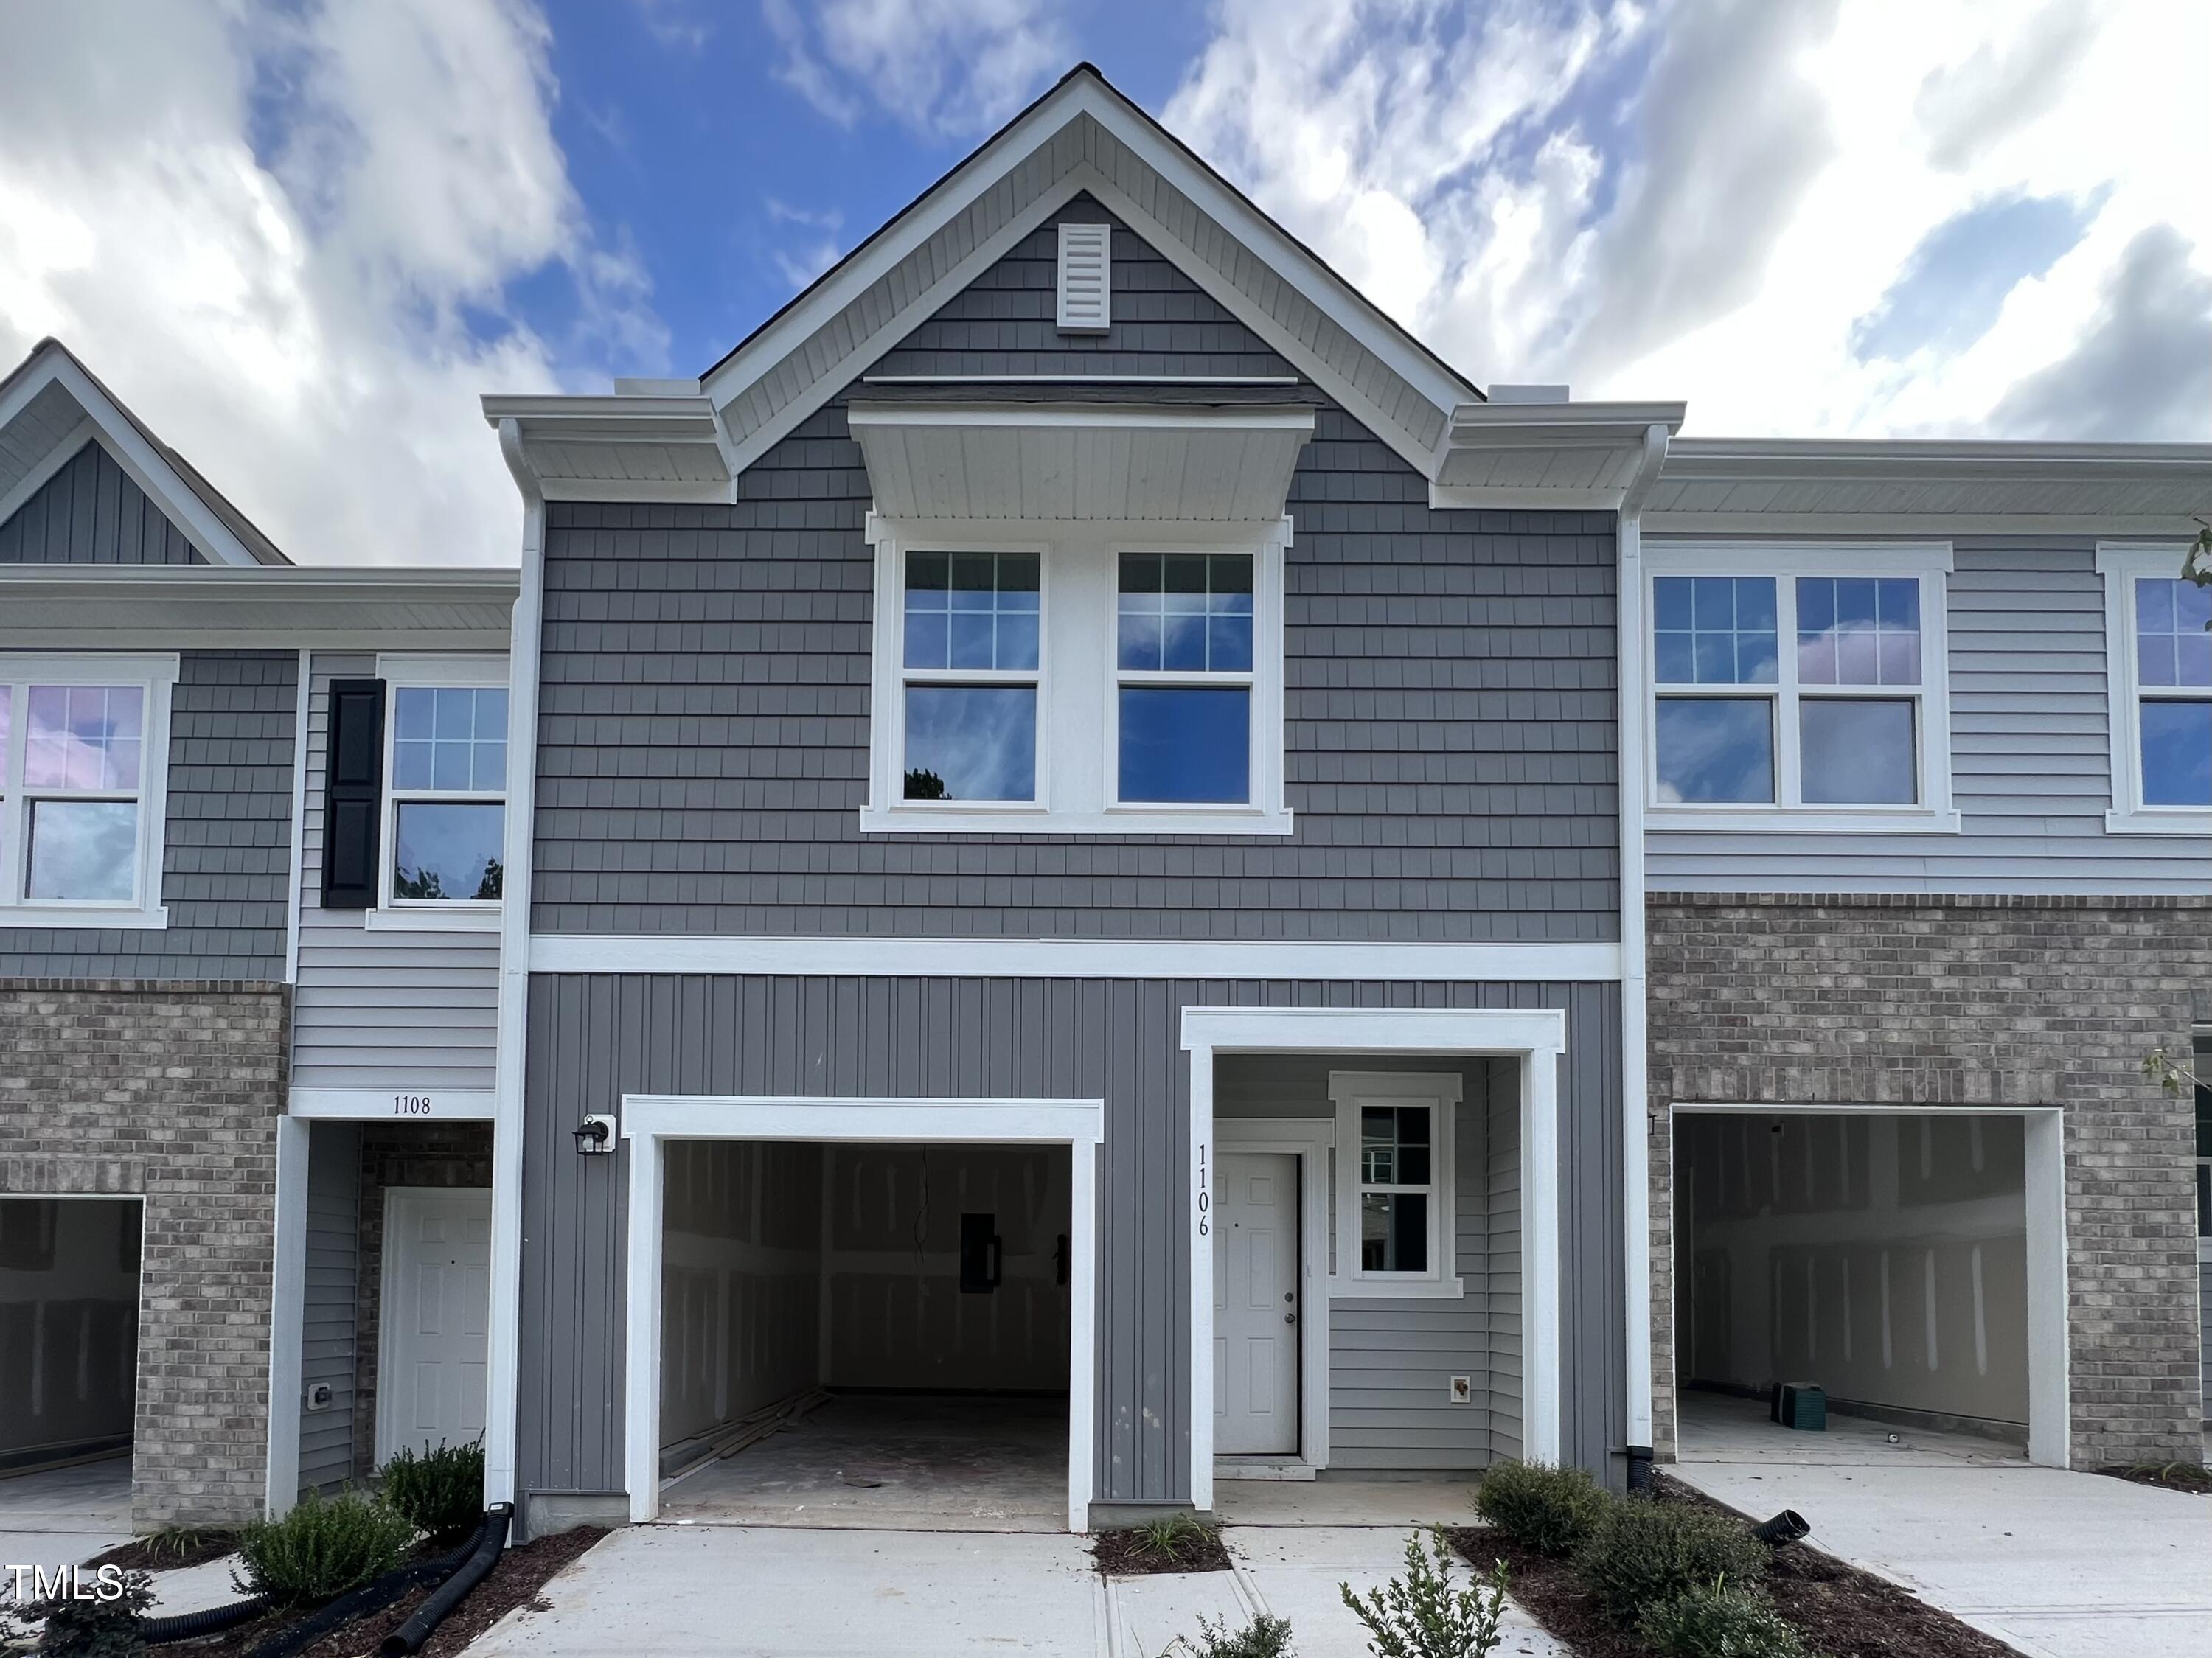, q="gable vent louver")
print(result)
[1056,222,1111,334]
